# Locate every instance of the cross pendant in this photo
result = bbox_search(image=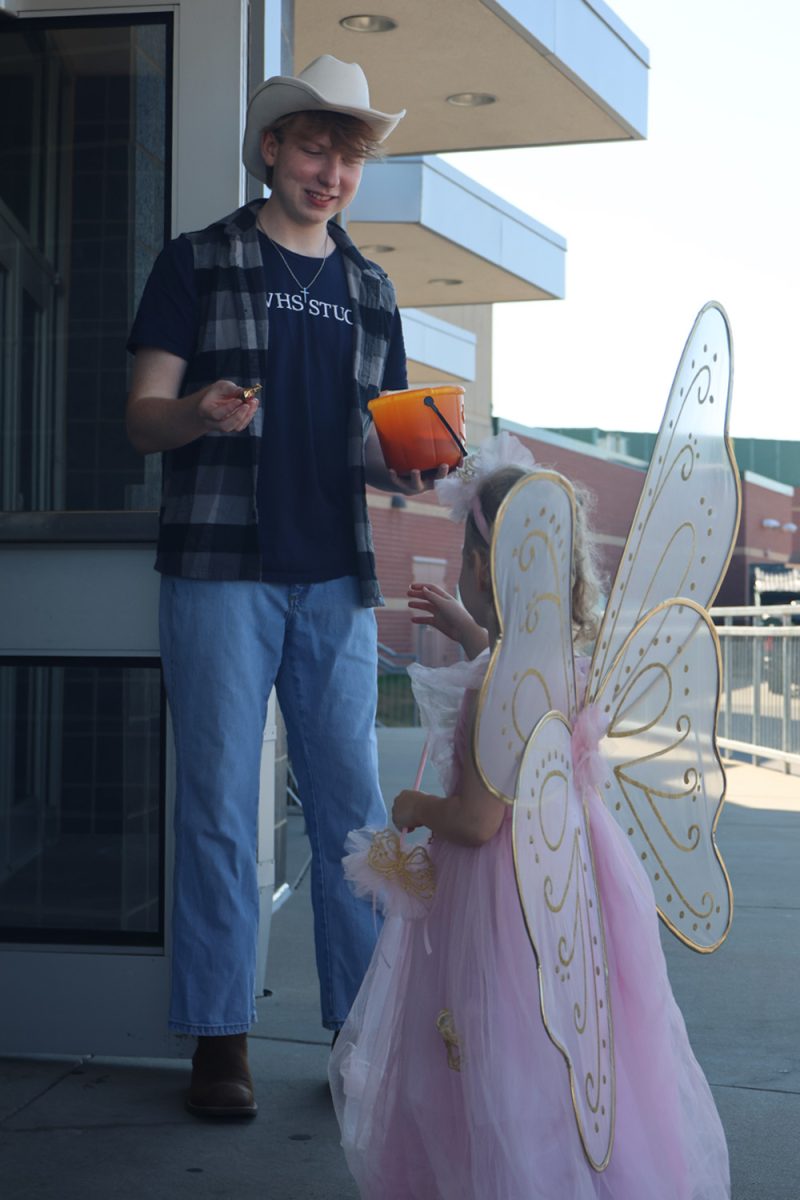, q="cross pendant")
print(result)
[301,287,309,302]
